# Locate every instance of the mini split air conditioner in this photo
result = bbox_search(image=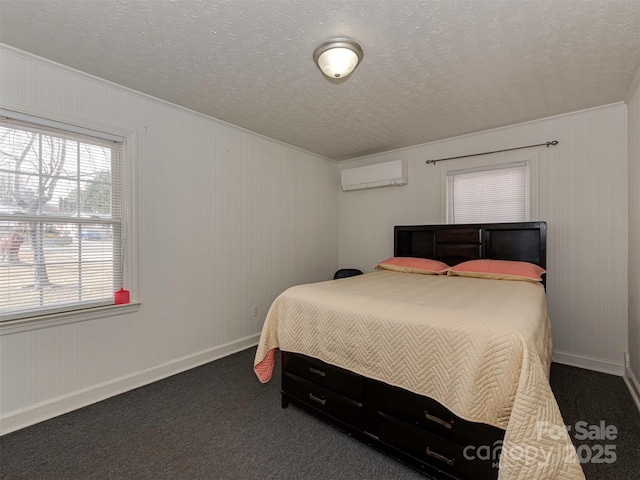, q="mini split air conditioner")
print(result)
[340,160,408,191]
